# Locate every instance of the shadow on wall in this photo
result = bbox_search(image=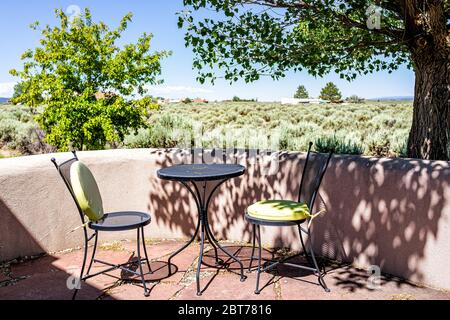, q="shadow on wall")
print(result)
[315,155,449,286]
[147,149,450,287]
[0,199,43,261]
[147,149,304,246]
